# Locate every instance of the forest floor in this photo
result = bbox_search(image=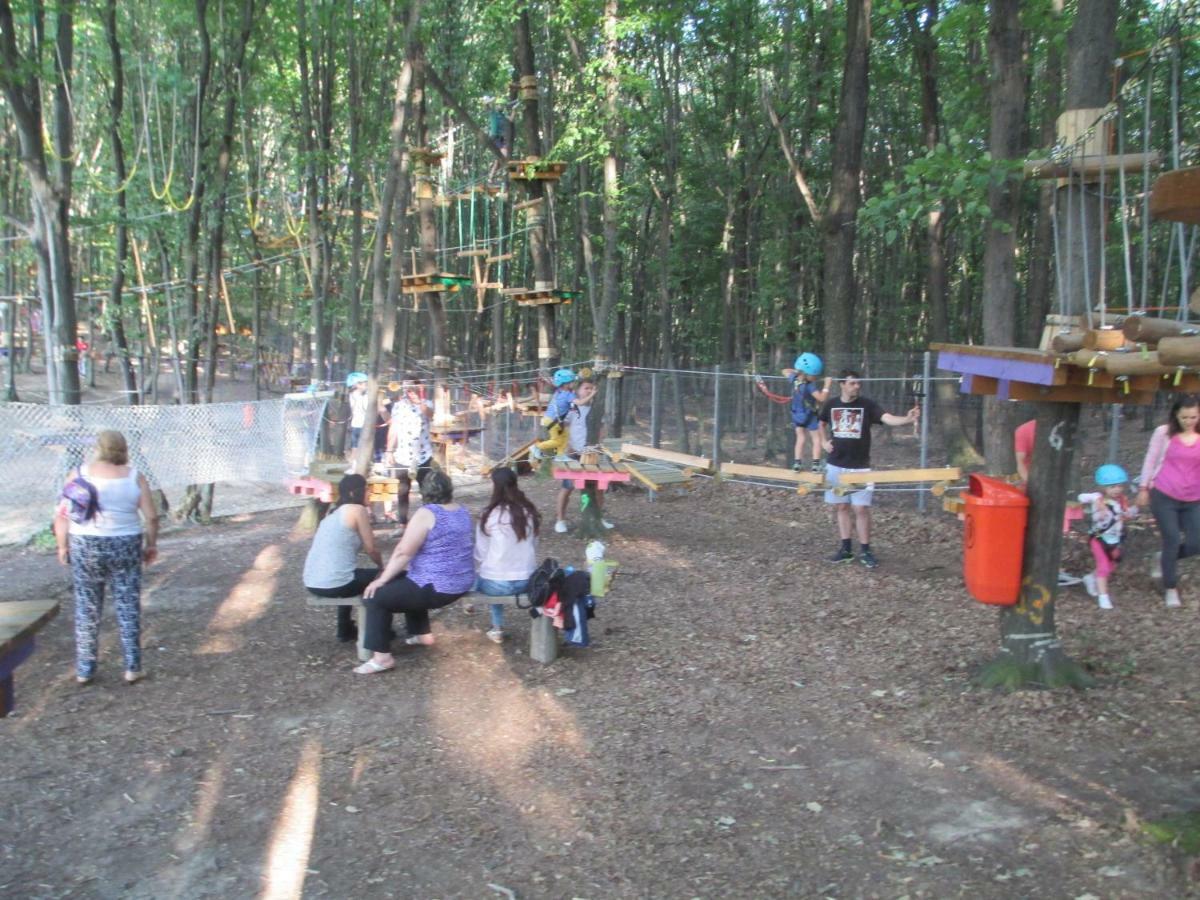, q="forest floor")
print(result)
[3,416,1200,899]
